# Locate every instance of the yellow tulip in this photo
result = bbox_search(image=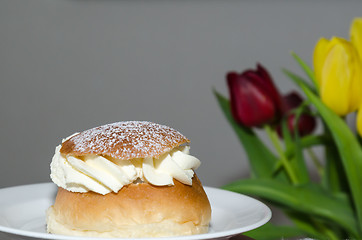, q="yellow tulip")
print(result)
[313,37,362,116]
[350,18,362,59]
[351,18,362,136]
